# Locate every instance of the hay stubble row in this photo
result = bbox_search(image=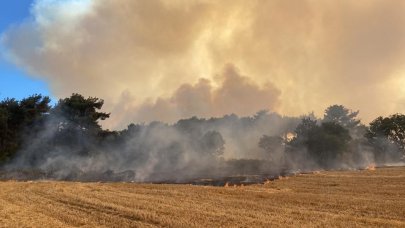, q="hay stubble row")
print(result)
[1,167,405,227]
